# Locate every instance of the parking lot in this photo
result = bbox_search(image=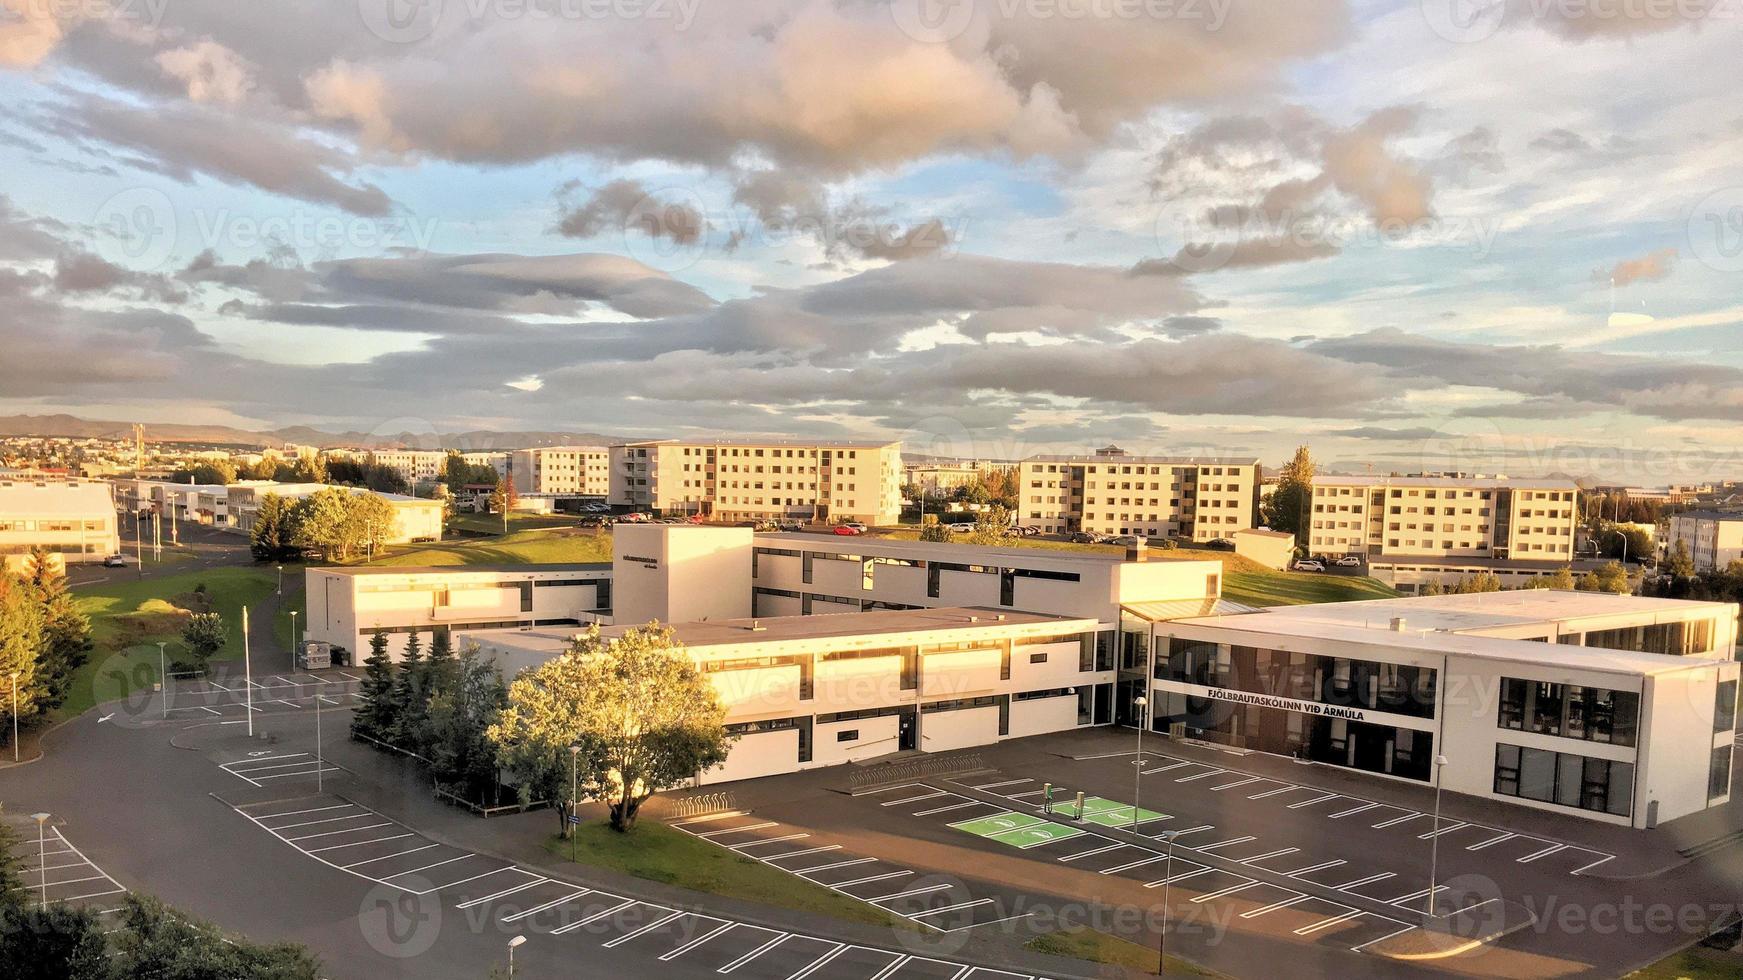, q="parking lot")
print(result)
[164,669,365,721]
[219,750,347,789]
[227,793,1070,980]
[12,823,128,909]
